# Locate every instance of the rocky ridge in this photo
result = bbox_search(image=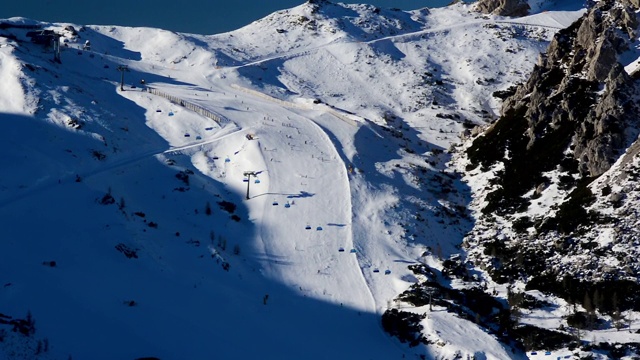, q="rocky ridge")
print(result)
[474,0,531,17]
[461,0,640,315]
